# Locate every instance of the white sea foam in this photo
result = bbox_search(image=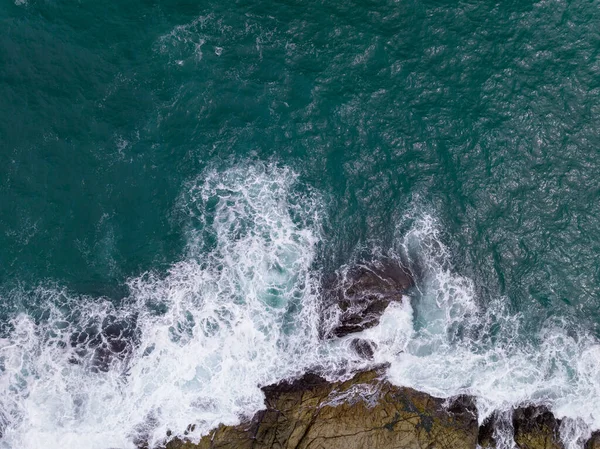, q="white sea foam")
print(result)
[1,166,600,449]
[365,214,600,449]
[156,15,212,64]
[0,164,358,449]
